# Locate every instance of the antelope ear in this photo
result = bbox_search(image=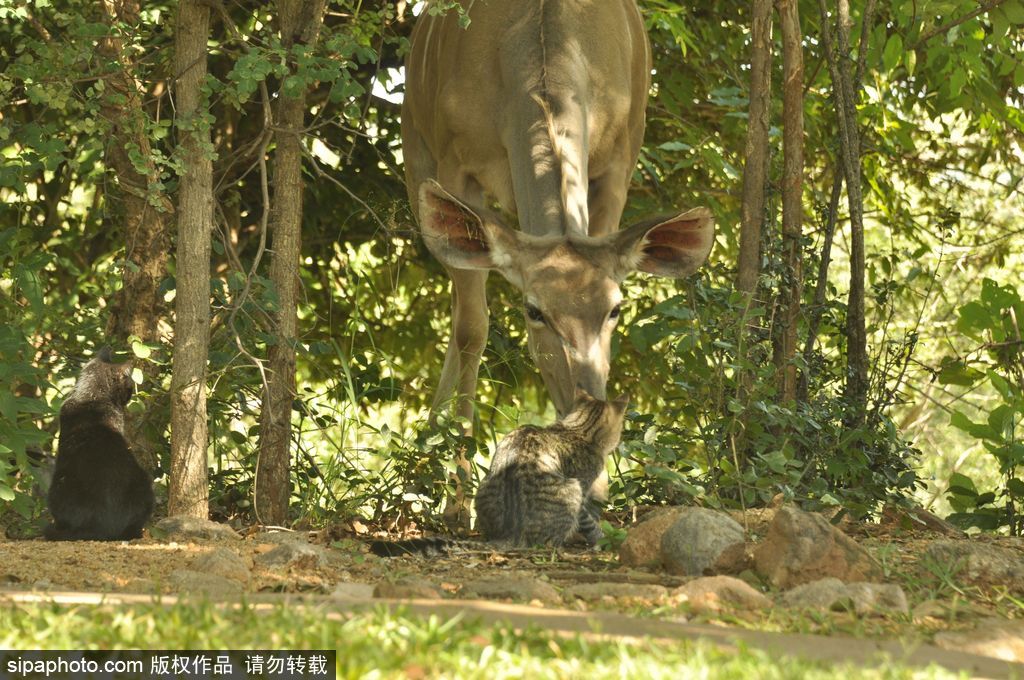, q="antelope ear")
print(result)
[613,208,715,279]
[418,180,518,272]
